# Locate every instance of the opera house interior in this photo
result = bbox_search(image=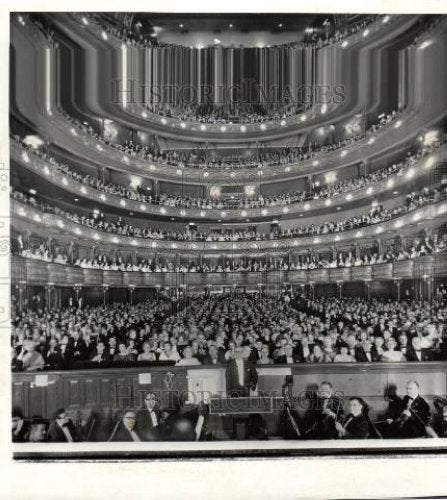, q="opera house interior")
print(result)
[9,12,447,447]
